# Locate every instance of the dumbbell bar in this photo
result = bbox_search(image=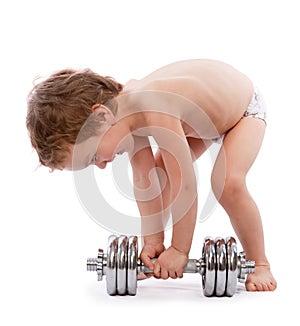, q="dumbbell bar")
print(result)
[87,235,255,297]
